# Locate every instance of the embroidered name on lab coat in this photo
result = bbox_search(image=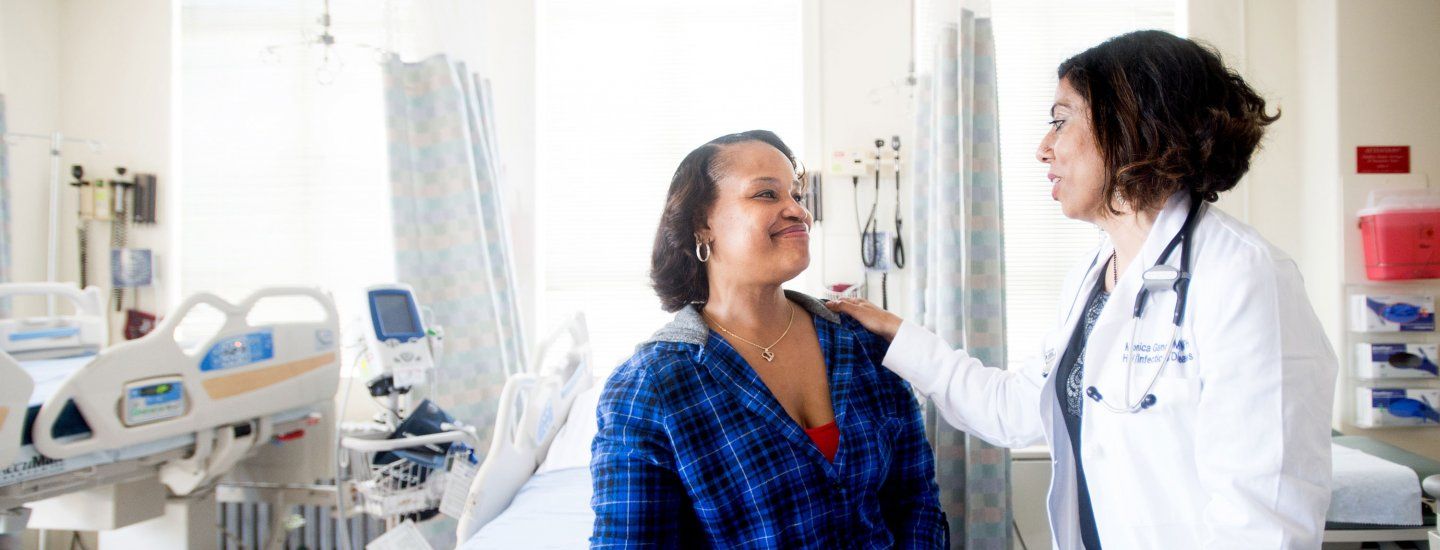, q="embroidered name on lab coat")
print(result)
[1121,339,1195,365]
